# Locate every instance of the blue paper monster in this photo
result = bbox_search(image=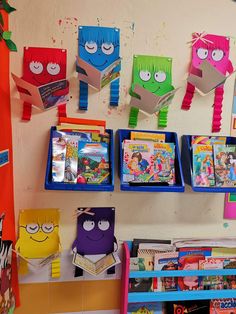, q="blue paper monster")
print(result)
[72,207,116,277]
[77,26,121,110]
